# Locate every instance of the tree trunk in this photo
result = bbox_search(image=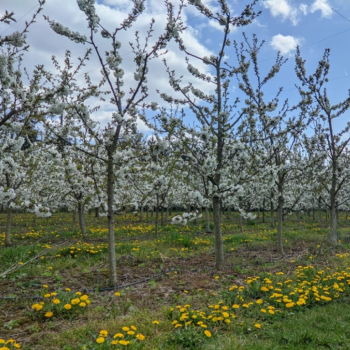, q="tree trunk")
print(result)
[95,207,99,218]
[225,206,231,219]
[239,197,243,233]
[262,198,265,223]
[194,207,198,226]
[213,195,224,269]
[205,207,211,232]
[329,194,338,244]
[277,194,284,256]
[5,207,12,247]
[73,209,77,225]
[239,214,243,233]
[270,200,275,228]
[78,202,87,239]
[140,205,144,221]
[318,196,322,224]
[160,205,164,227]
[107,156,117,286]
[155,195,159,237]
